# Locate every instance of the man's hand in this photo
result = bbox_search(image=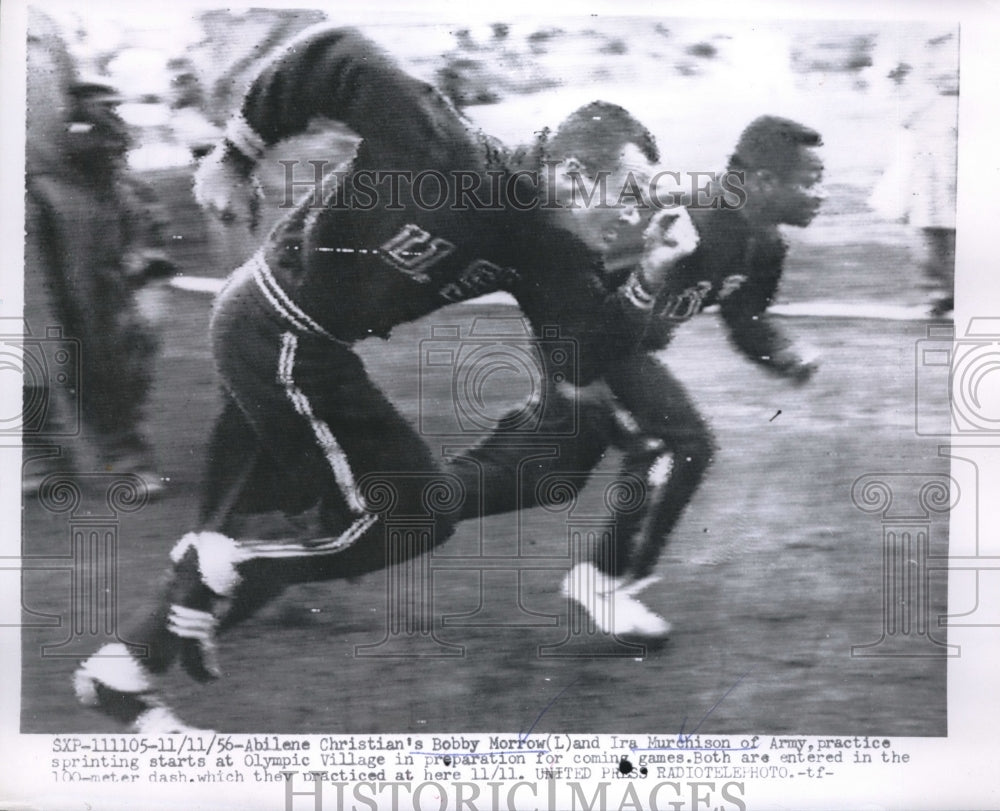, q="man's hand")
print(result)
[638,208,700,292]
[193,144,263,230]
